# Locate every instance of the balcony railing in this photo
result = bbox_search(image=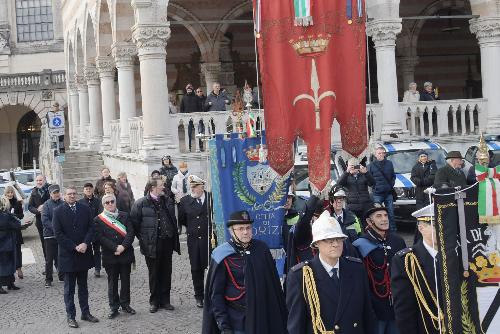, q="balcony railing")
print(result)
[0,69,66,93]
[112,98,487,157]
